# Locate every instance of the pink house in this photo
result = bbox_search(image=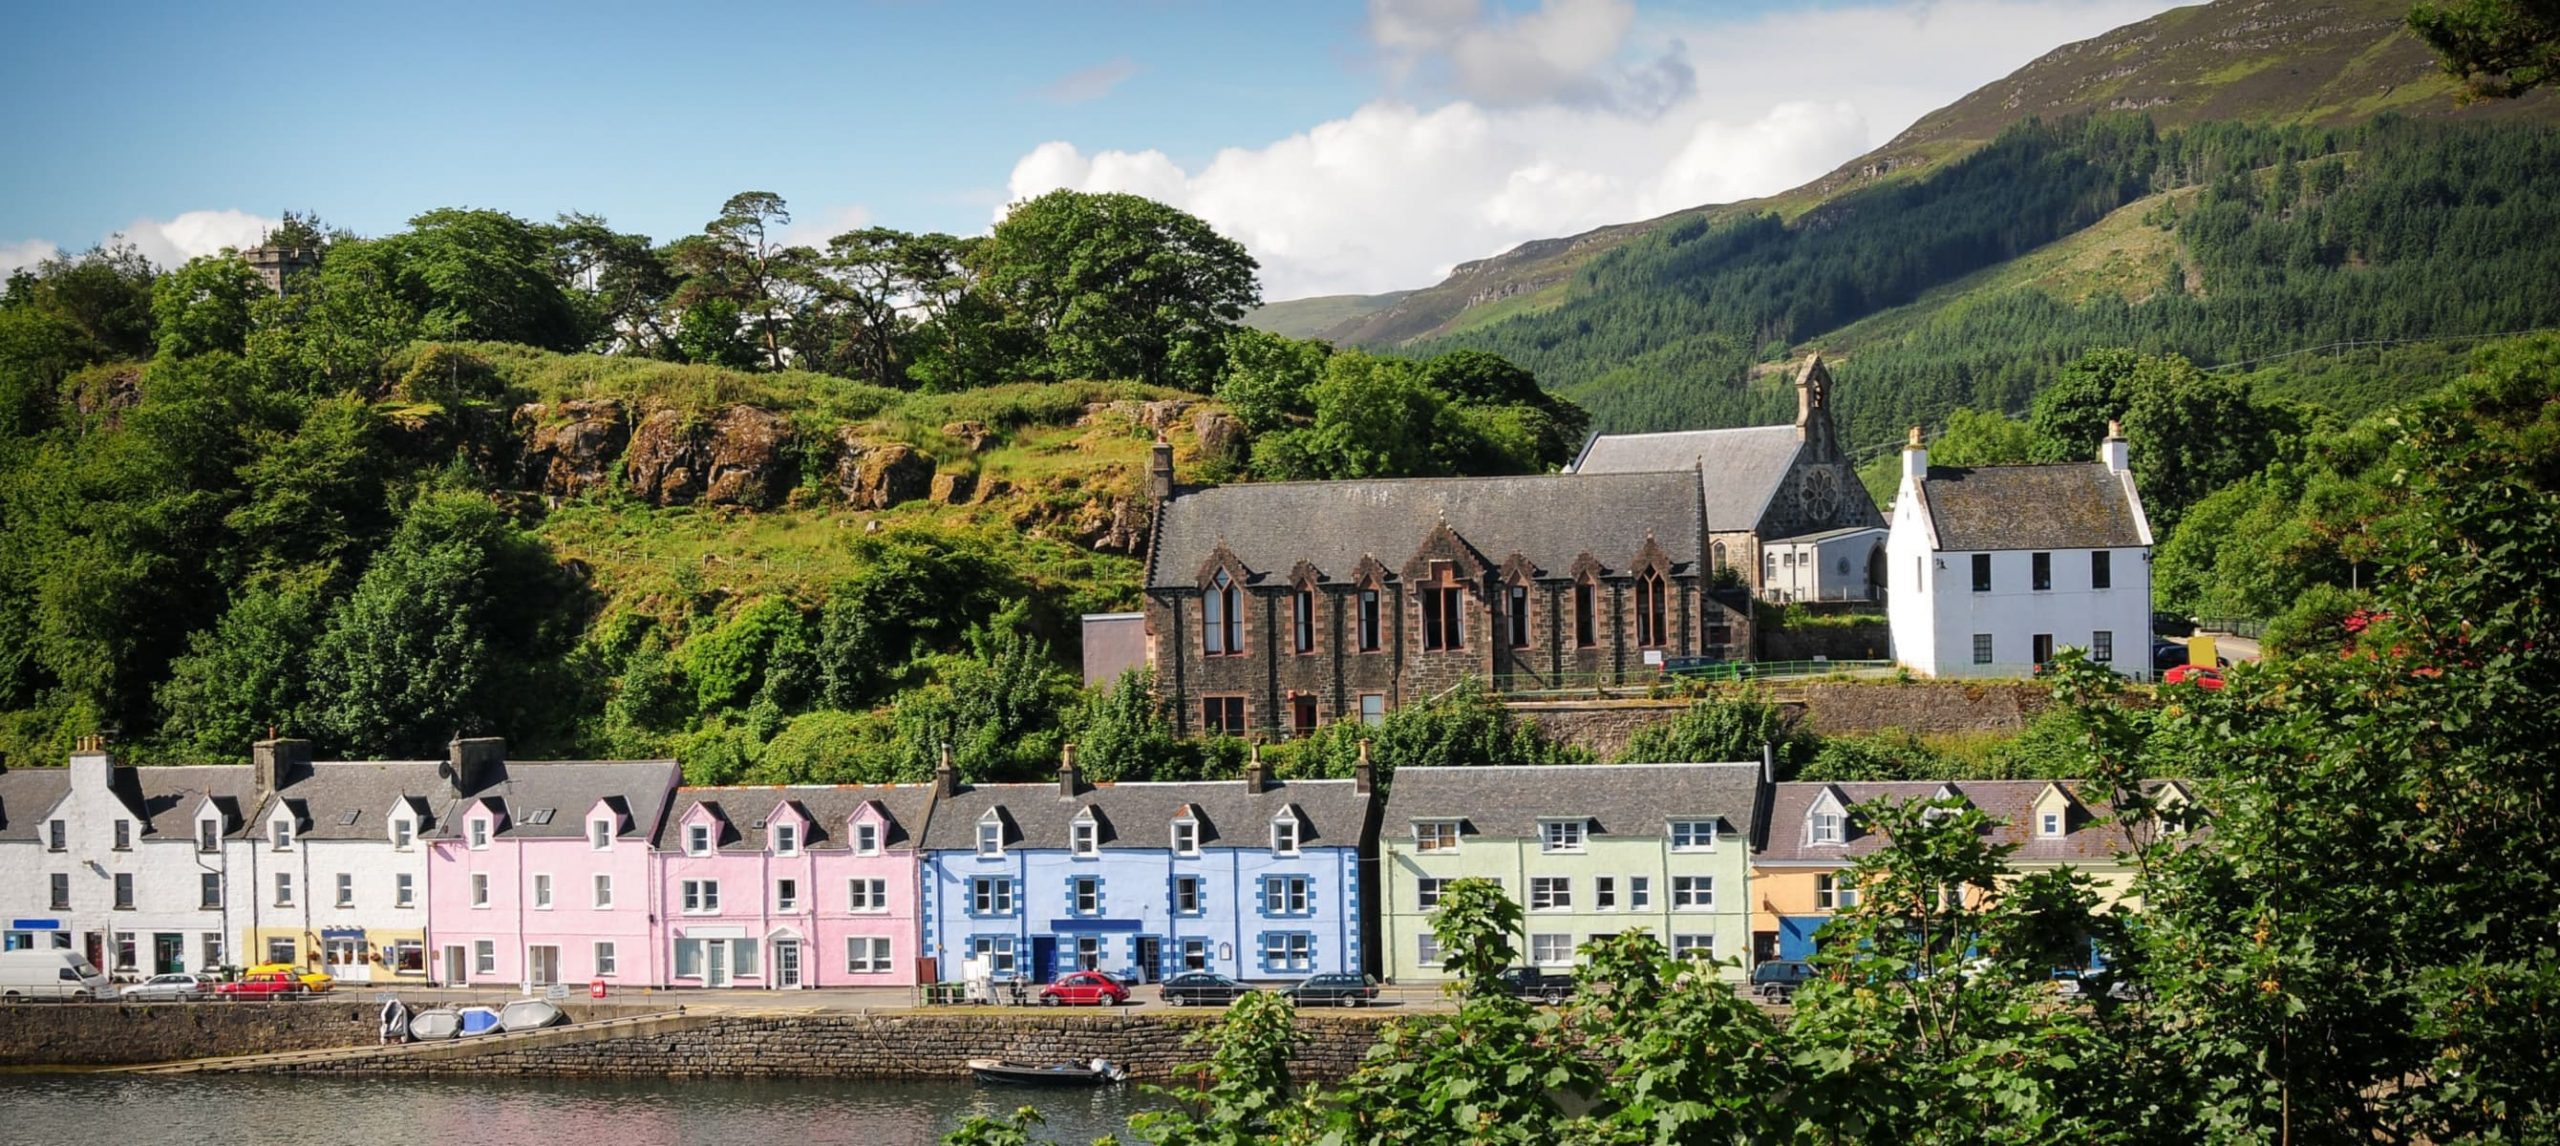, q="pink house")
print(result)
[424,746,680,991]
[653,784,936,990]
